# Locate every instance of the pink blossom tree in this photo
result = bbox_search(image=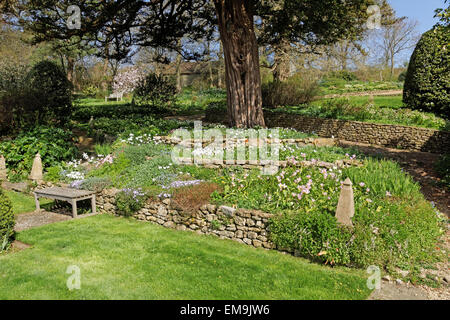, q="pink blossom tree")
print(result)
[112,67,145,94]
